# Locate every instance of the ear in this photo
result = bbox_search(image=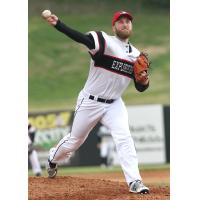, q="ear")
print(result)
[112,25,116,34]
